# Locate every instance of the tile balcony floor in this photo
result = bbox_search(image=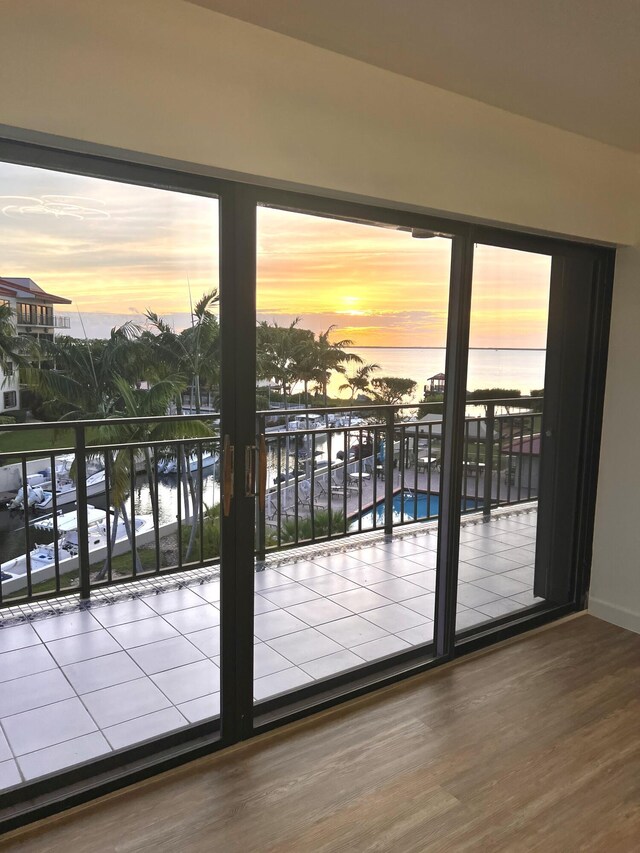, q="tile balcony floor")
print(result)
[0,506,541,793]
